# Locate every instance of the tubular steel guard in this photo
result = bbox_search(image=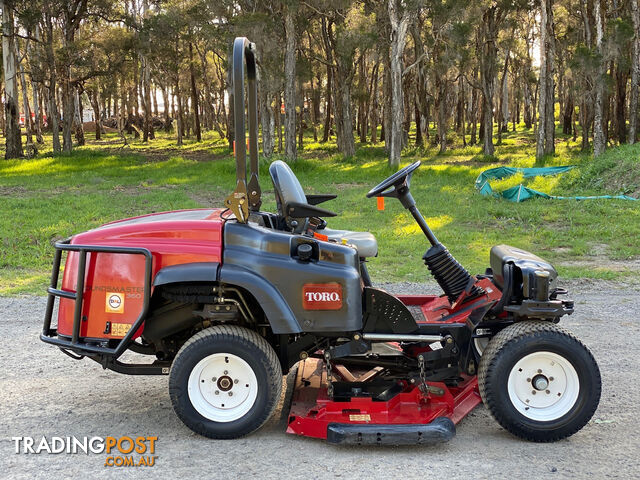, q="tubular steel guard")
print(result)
[41,238,153,359]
